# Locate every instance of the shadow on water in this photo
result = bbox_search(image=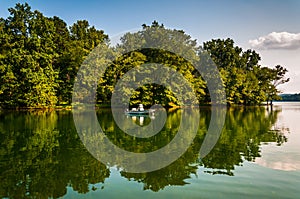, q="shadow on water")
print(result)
[0,106,288,197]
